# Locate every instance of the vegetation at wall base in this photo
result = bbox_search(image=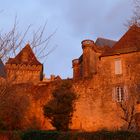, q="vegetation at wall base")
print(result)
[43,80,77,131]
[20,130,140,140]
